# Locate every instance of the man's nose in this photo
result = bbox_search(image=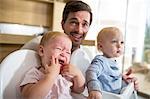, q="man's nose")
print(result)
[75,23,83,34]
